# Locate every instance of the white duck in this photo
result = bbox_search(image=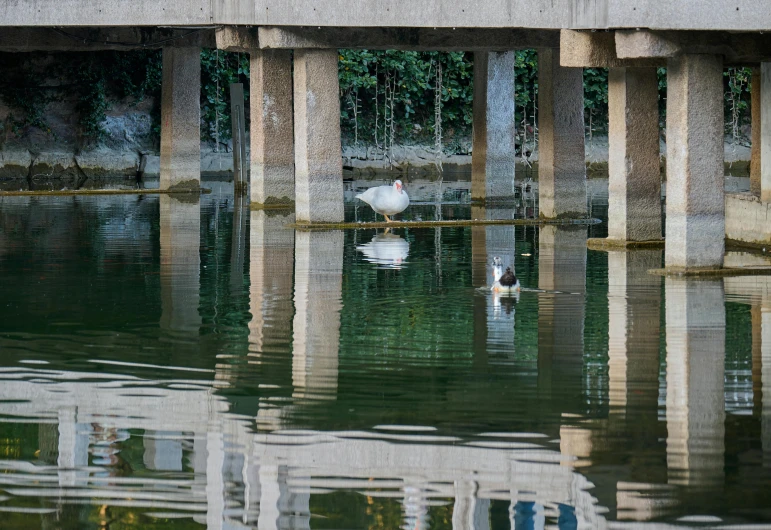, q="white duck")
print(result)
[356,180,410,222]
